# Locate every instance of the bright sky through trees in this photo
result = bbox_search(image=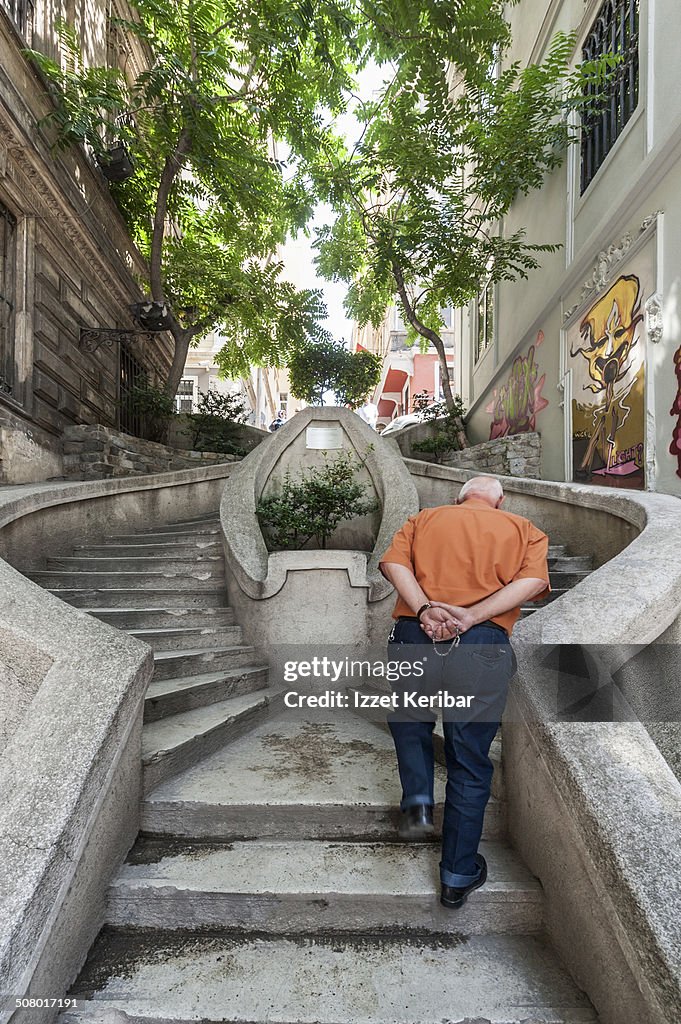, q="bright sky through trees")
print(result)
[279,63,384,345]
